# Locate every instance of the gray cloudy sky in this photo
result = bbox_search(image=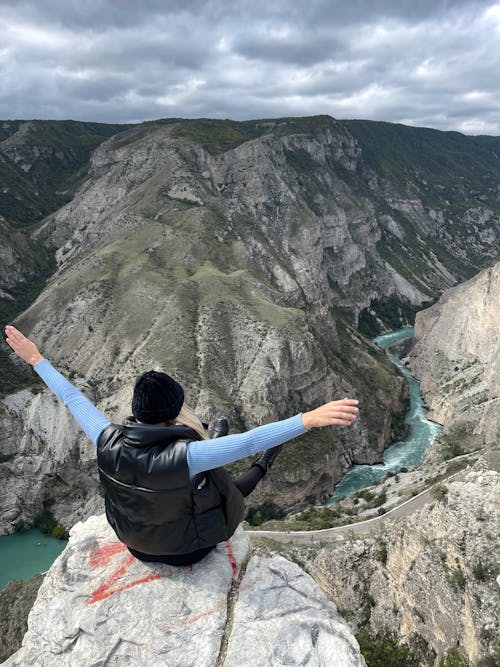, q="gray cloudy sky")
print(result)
[2,0,500,134]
